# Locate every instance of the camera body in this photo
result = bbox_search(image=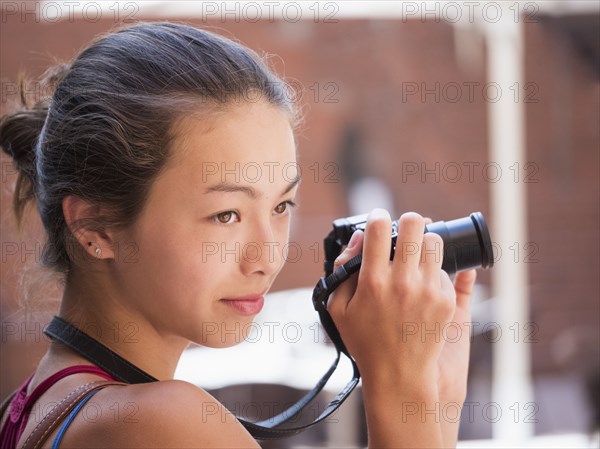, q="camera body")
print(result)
[327,212,494,275]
